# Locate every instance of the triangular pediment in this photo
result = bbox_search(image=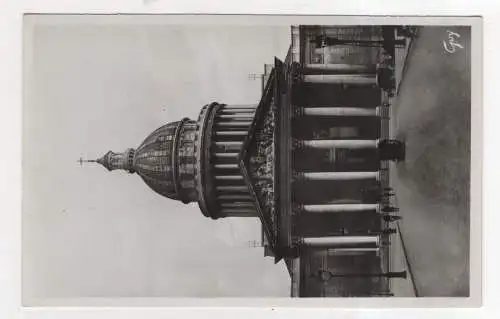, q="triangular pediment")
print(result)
[237,64,278,250]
